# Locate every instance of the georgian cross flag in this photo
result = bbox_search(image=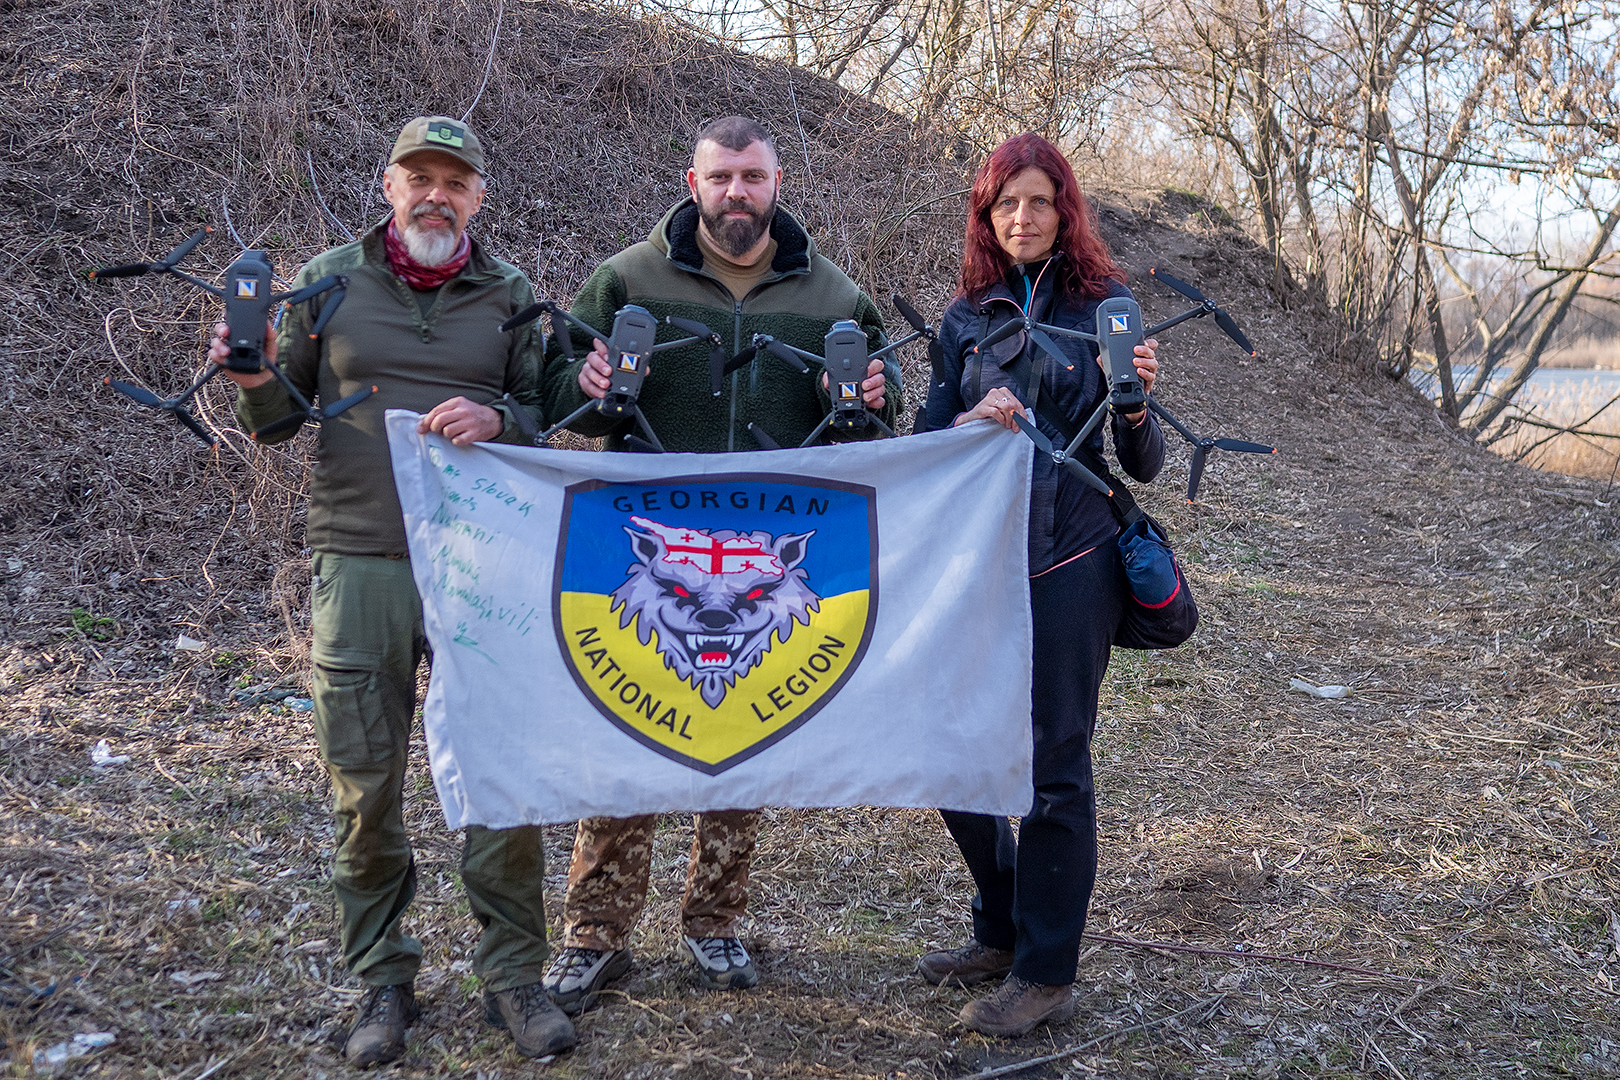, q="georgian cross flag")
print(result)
[385,410,1034,827]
